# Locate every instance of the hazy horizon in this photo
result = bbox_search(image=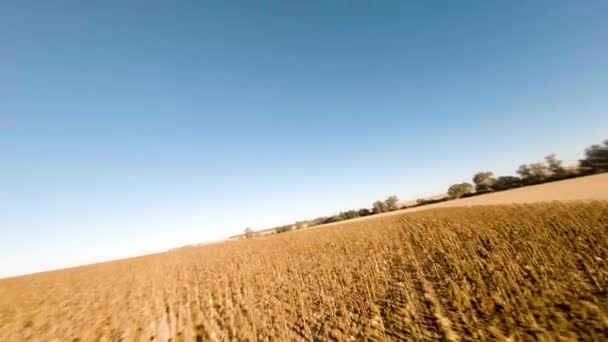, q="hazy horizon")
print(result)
[2,1,608,278]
